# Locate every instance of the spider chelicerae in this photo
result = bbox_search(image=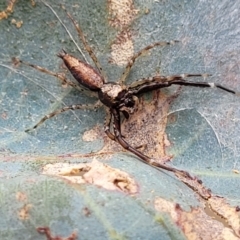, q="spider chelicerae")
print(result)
[20,1,237,179]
